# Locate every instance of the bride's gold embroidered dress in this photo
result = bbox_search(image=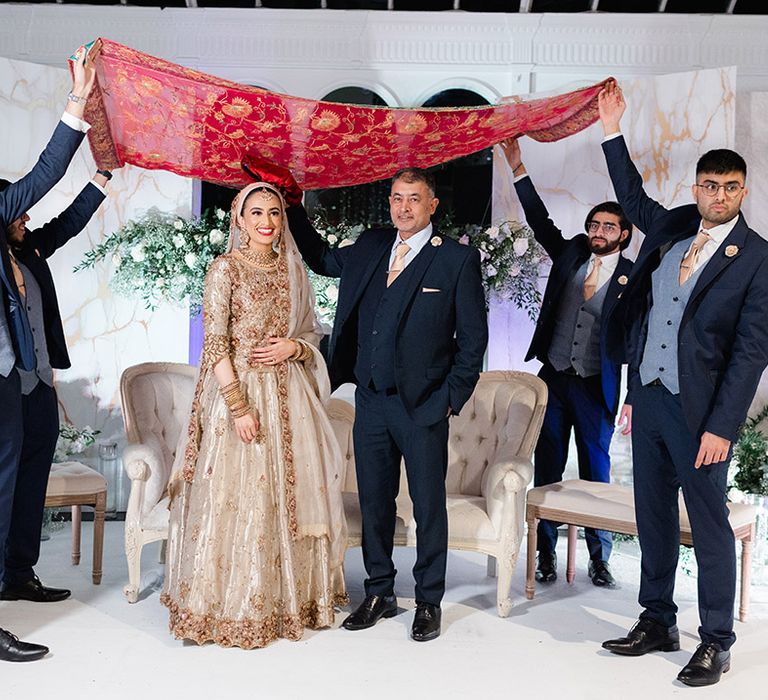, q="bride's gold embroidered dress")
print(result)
[161,183,347,649]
